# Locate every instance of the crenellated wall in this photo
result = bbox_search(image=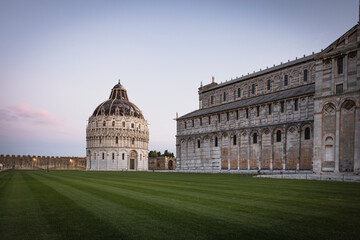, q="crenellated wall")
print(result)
[0,154,86,171]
